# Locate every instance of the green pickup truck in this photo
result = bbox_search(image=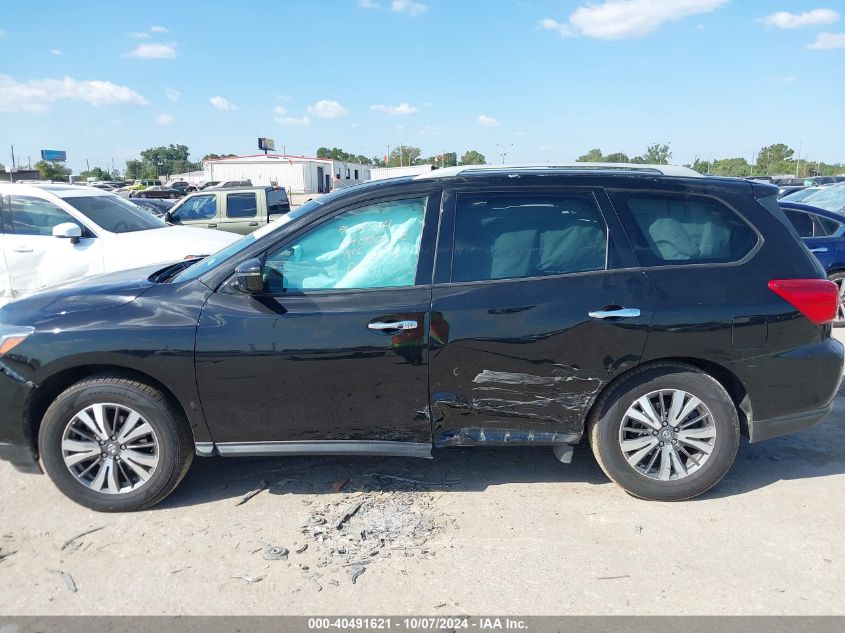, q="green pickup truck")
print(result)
[164,186,291,234]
